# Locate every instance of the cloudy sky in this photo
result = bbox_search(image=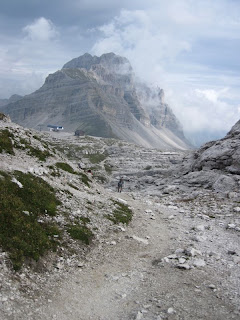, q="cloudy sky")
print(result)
[0,0,240,143]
